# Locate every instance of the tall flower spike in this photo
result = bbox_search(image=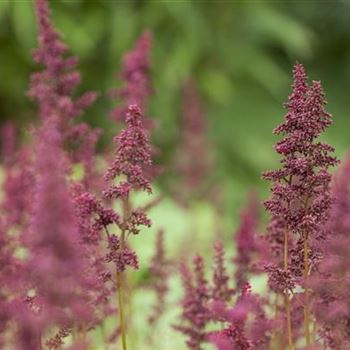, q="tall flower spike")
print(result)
[312,152,350,348]
[28,0,97,127]
[209,285,271,350]
[104,104,152,200]
[20,118,90,349]
[262,62,338,348]
[111,31,153,126]
[28,0,100,193]
[234,193,260,289]
[148,229,170,324]
[174,79,214,205]
[175,256,211,350]
[212,241,231,302]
